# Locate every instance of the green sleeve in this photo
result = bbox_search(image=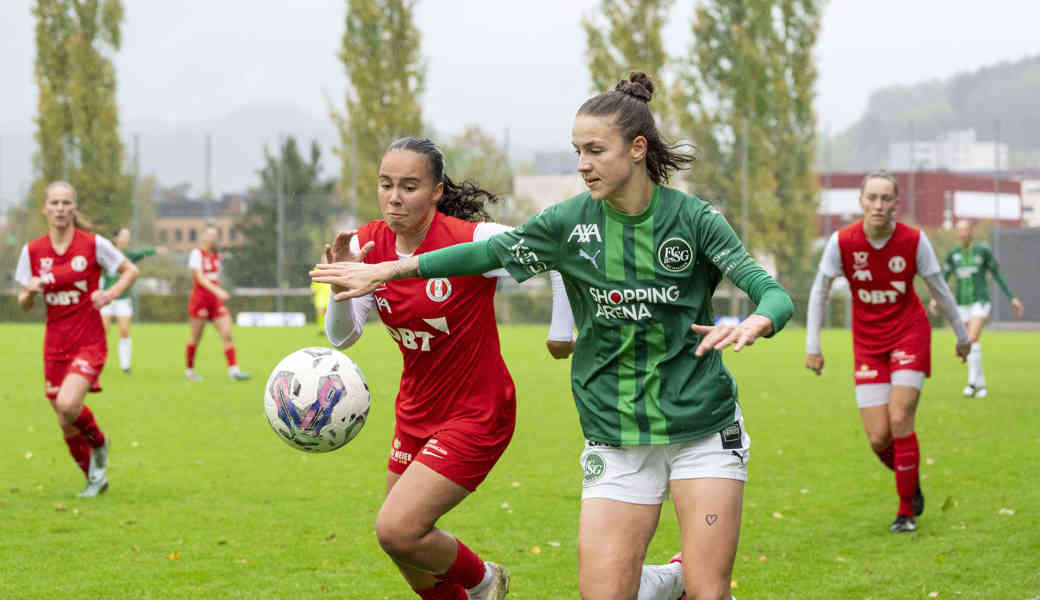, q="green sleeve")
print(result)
[418,241,502,278]
[985,248,1015,299]
[484,206,564,282]
[126,247,156,262]
[696,205,794,335]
